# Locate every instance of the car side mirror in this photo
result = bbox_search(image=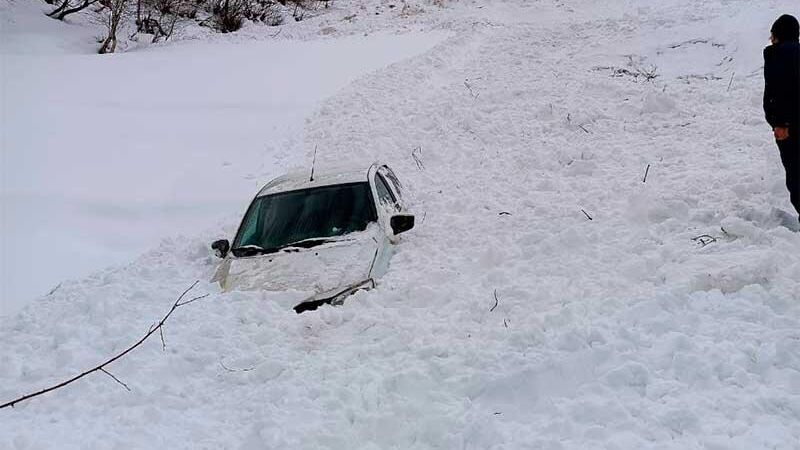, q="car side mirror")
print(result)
[390,214,415,235]
[211,239,230,258]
